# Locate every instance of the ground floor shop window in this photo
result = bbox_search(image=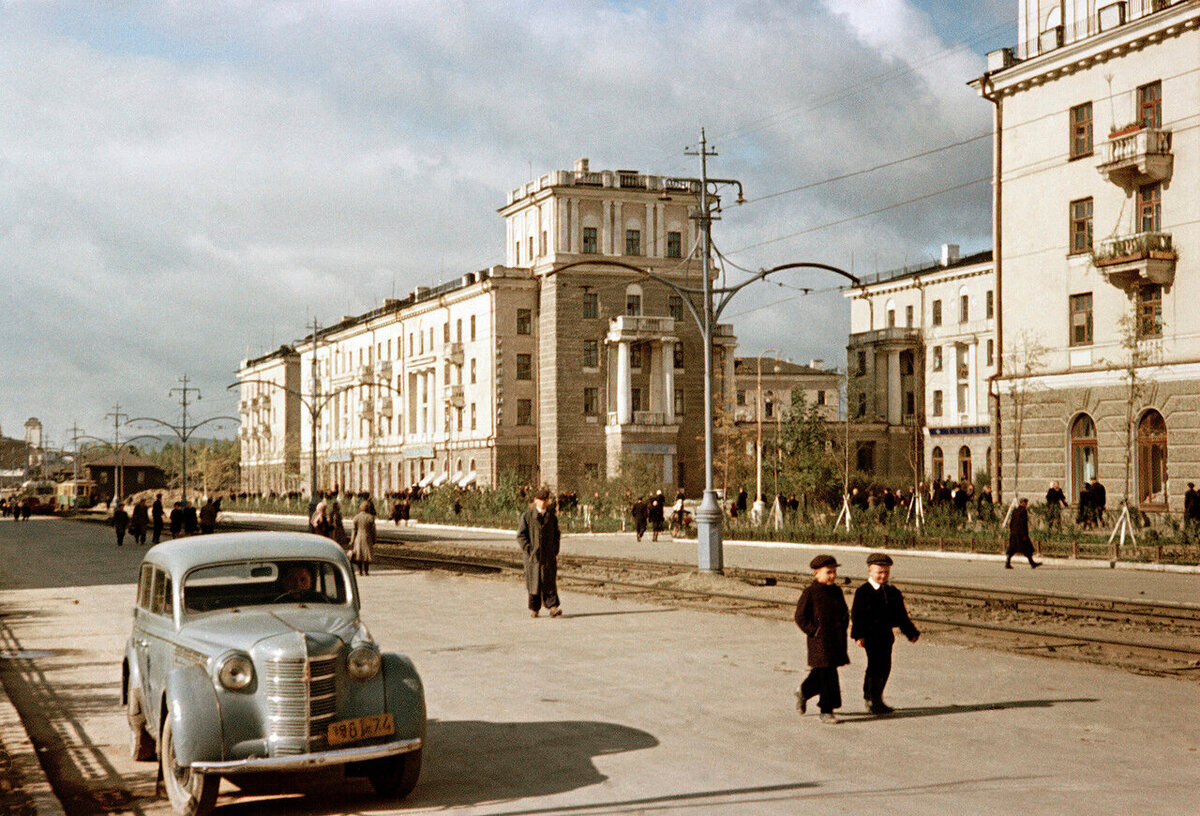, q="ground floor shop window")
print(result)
[931,446,944,482]
[1138,410,1167,509]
